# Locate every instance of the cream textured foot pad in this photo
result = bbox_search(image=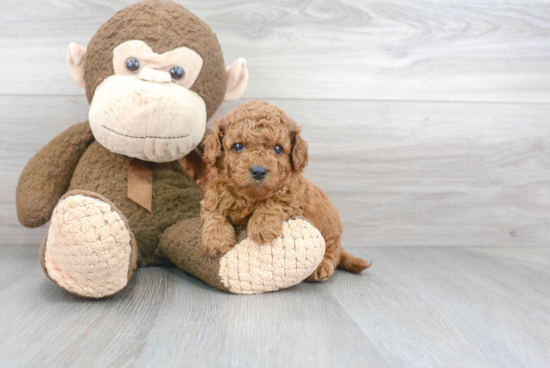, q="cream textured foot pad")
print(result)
[44,194,133,298]
[218,218,326,294]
